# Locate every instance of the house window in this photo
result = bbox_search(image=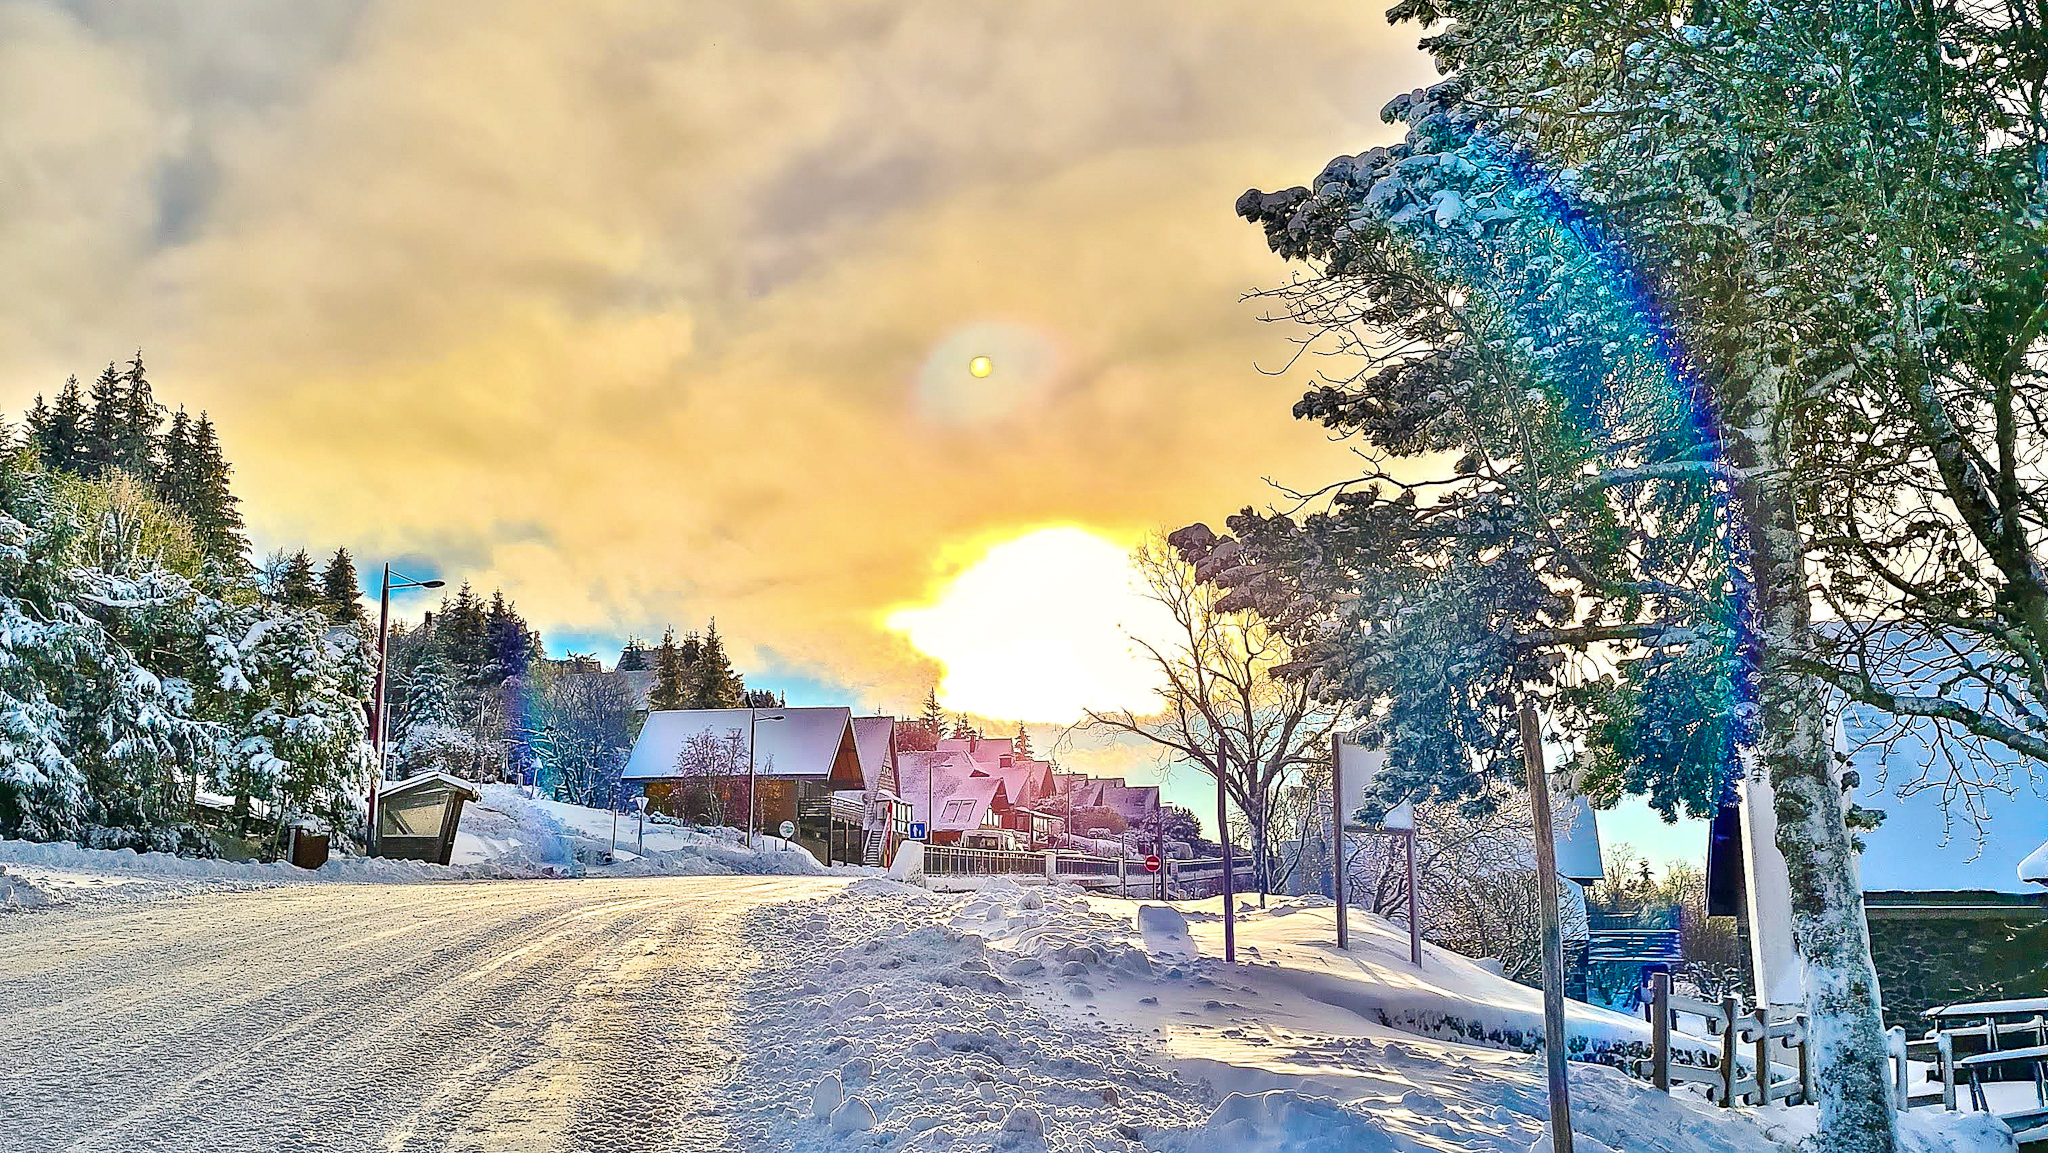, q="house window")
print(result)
[942,799,974,823]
